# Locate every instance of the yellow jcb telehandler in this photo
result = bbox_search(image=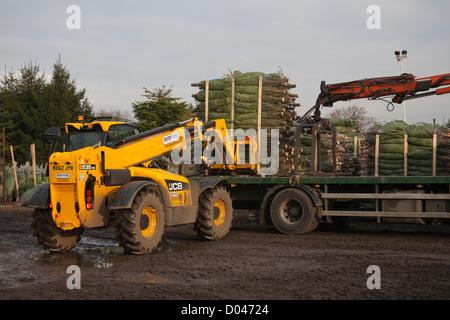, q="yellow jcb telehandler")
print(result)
[29,116,234,254]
